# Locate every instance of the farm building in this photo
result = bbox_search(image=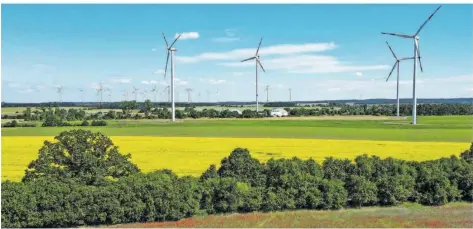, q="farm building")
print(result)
[270,108,289,117]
